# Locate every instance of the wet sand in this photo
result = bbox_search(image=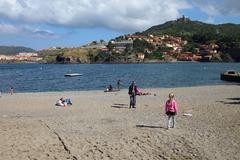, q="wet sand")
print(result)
[0,85,240,160]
